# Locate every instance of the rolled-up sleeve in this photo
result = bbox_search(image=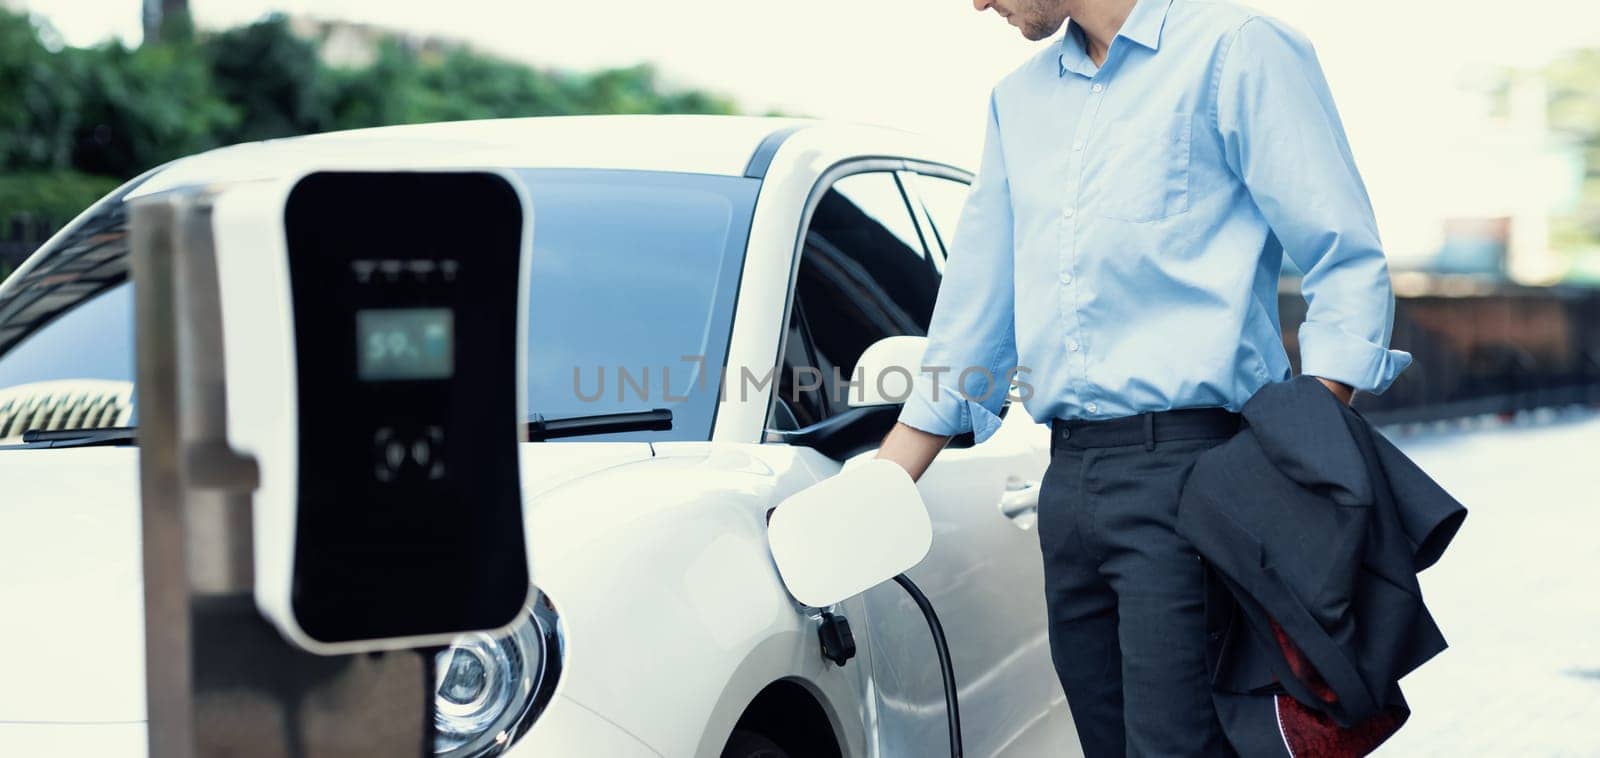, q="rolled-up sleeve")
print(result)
[1214,16,1412,394]
[897,89,1020,444]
